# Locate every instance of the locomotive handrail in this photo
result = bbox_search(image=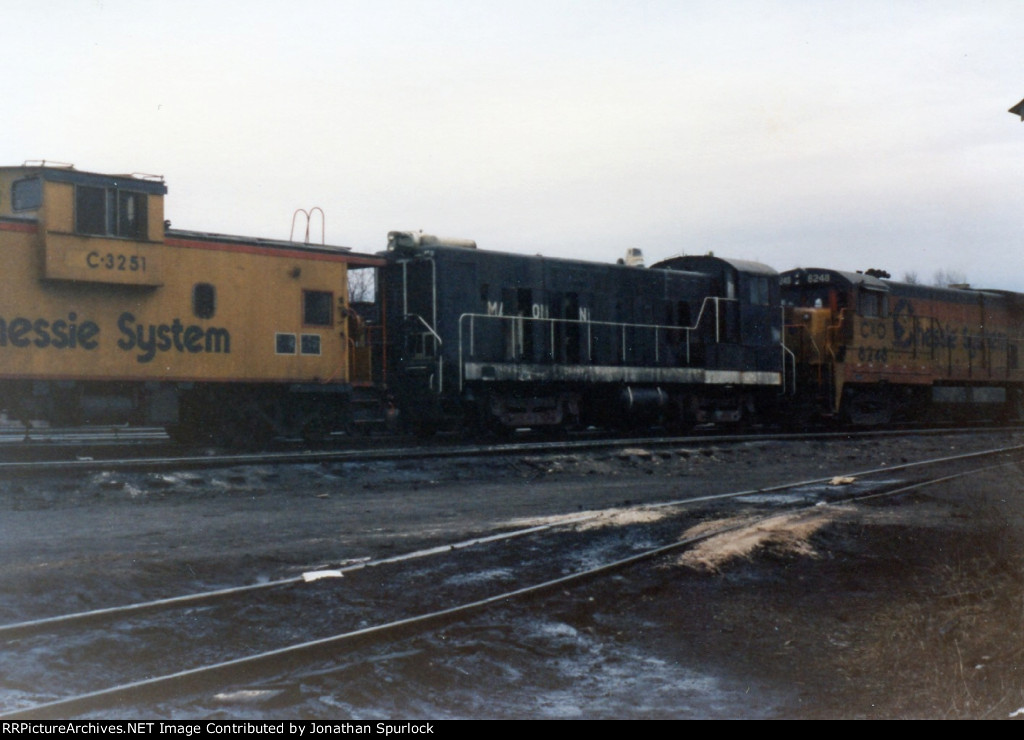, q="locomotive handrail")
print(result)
[455,296,741,392]
[781,342,797,395]
[782,321,822,378]
[780,308,797,396]
[825,309,849,413]
[404,313,443,347]
[691,295,730,346]
[403,313,444,393]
